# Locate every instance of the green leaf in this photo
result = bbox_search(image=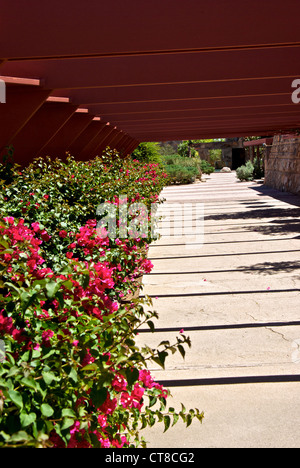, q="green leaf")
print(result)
[158,351,168,369]
[7,431,33,444]
[7,390,23,410]
[61,408,76,419]
[56,291,64,309]
[21,291,38,312]
[46,281,60,299]
[147,320,155,333]
[20,377,37,391]
[81,271,90,289]
[126,368,139,387]
[81,363,98,372]
[172,413,179,427]
[61,417,75,431]
[159,340,170,348]
[186,413,193,428]
[41,403,54,418]
[90,387,108,409]
[62,280,73,290]
[148,396,157,408]
[178,345,186,359]
[163,415,171,433]
[42,371,57,386]
[20,412,37,428]
[68,367,78,383]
